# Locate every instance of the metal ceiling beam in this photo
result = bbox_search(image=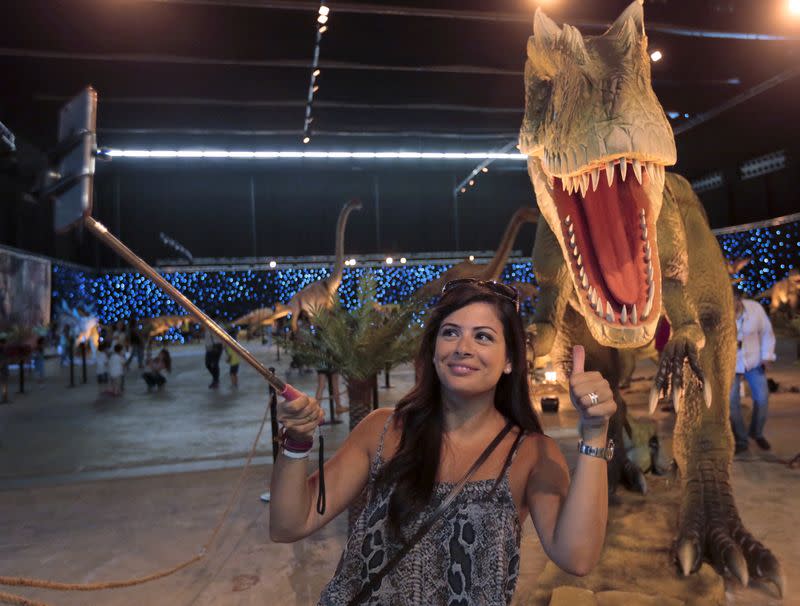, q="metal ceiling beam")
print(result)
[2,49,746,84]
[34,94,523,114]
[100,127,518,140]
[0,48,521,76]
[674,63,800,136]
[144,0,800,40]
